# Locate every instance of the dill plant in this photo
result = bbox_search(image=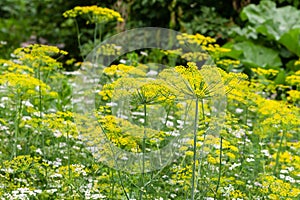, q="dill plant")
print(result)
[0,9,299,198]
